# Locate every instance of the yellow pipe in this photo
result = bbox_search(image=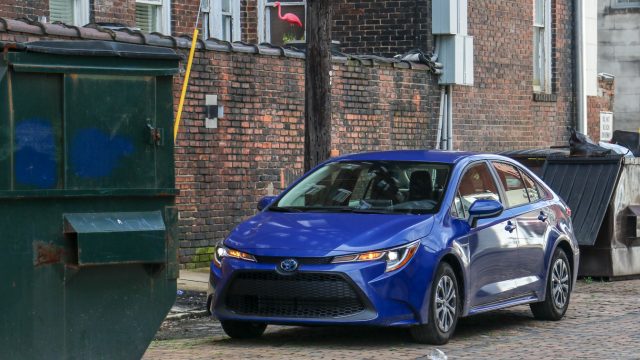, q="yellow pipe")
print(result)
[173,28,199,143]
